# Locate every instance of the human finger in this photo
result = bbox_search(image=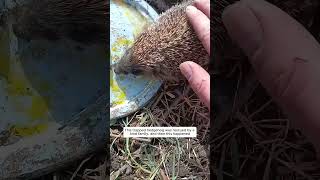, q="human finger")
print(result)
[194,0,210,17]
[223,0,320,151]
[186,5,210,54]
[180,61,210,109]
